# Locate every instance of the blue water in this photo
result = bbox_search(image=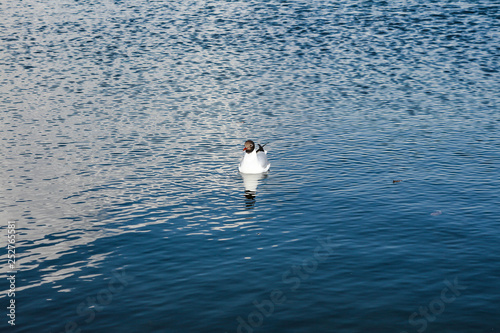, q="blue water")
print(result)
[1,0,499,332]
